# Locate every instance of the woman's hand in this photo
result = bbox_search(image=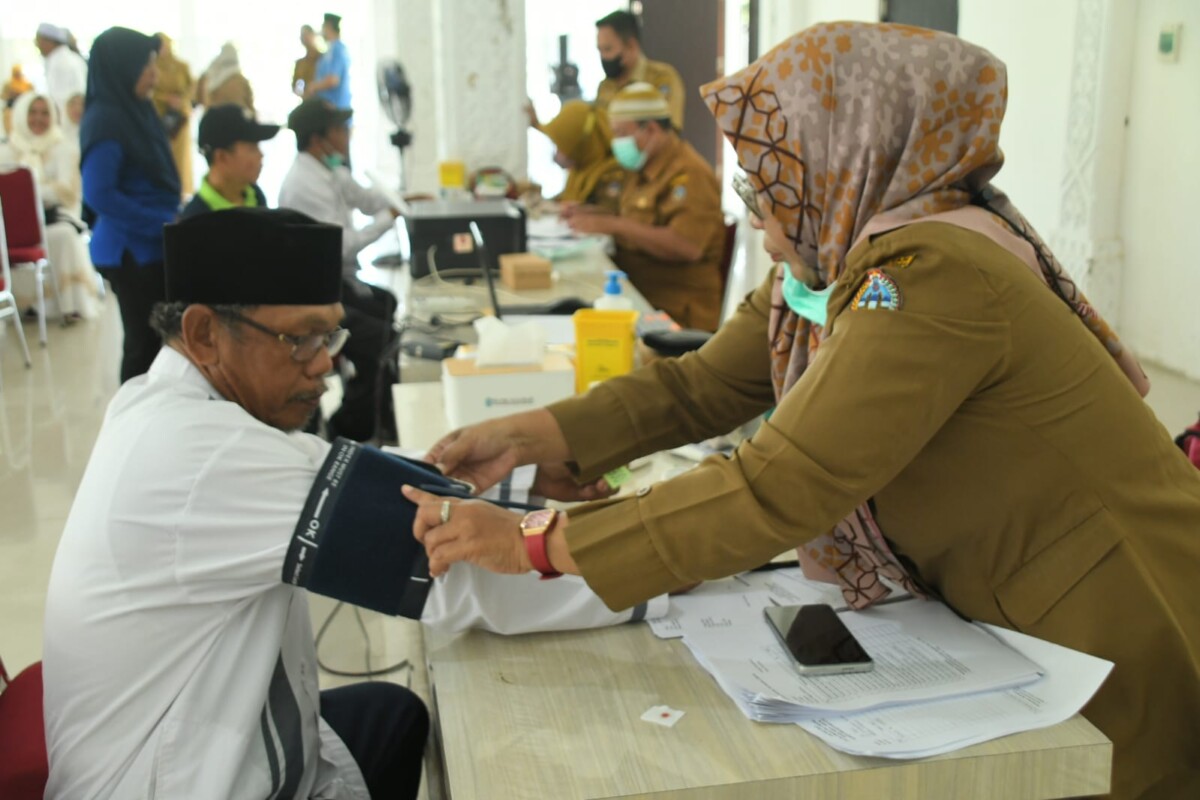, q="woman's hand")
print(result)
[426,409,571,493]
[426,422,523,493]
[404,486,531,578]
[532,462,617,502]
